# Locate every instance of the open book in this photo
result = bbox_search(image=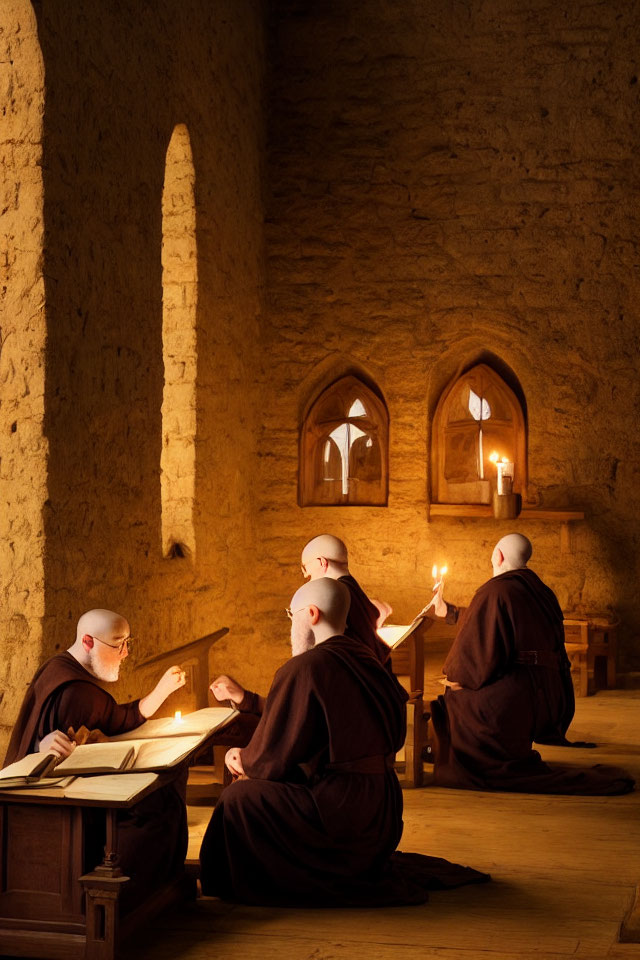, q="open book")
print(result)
[109,705,237,741]
[54,733,209,775]
[378,617,428,651]
[0,752,62,788]
[63,772,160,802]
[0,705,238,788]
